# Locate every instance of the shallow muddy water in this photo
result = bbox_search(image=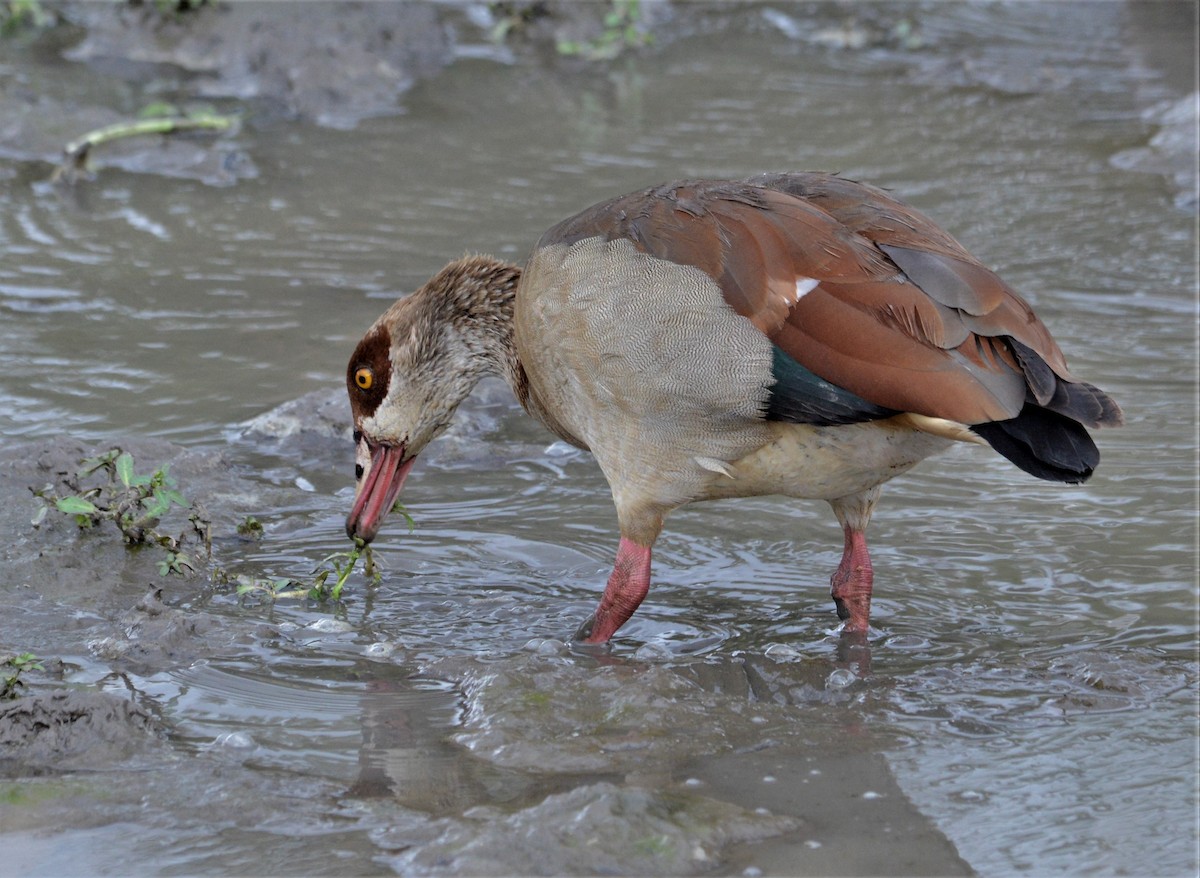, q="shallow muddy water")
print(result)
[1,2,1196,876]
